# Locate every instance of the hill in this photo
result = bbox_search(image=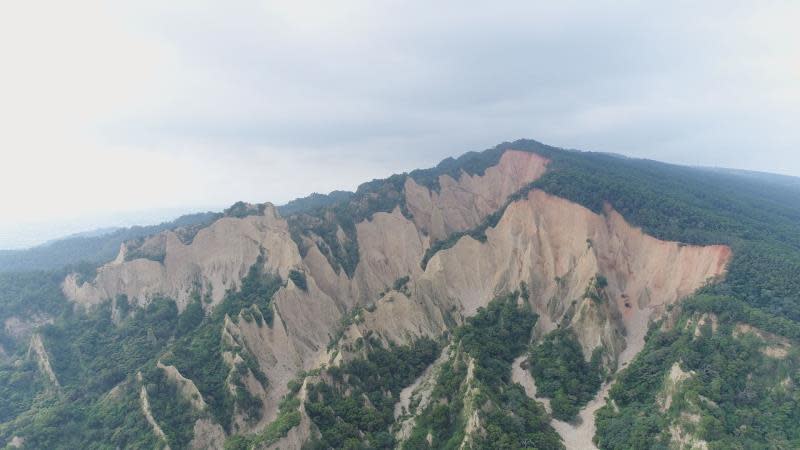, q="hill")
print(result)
[0,139,798,449]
